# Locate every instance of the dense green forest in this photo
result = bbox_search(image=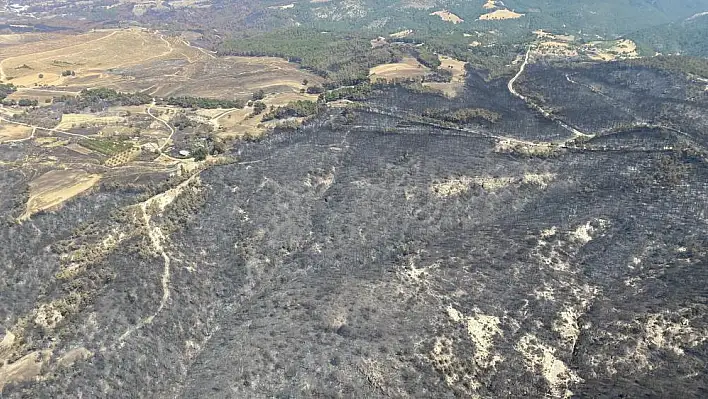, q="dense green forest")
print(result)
[624,55,708,79]
[262,100,320,122]
[0,83,17,101]
[630,15,708,57]
[220,29,402,86]
[163,96,245,109]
